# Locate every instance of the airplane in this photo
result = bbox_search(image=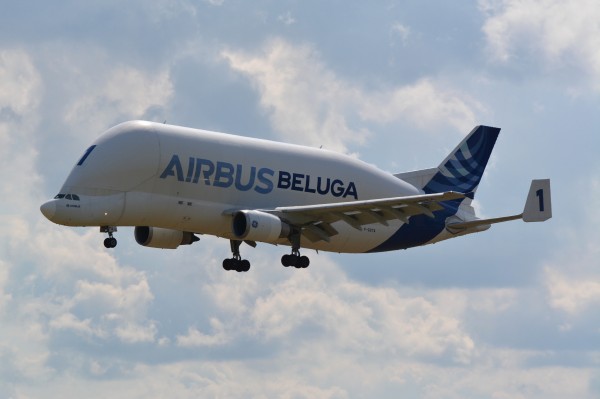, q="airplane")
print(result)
[40,121,552,272]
